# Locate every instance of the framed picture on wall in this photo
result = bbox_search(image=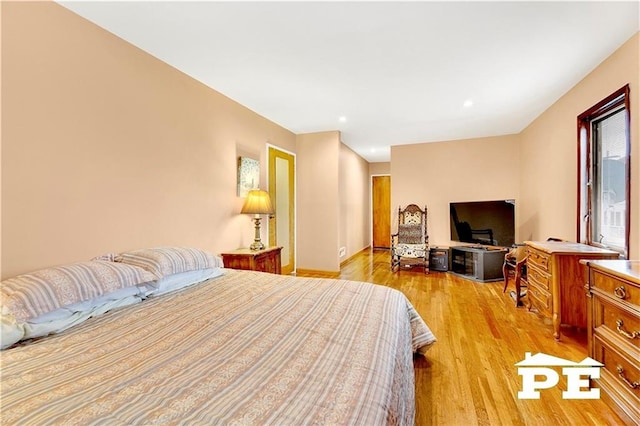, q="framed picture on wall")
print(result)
[237,156,260,197]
